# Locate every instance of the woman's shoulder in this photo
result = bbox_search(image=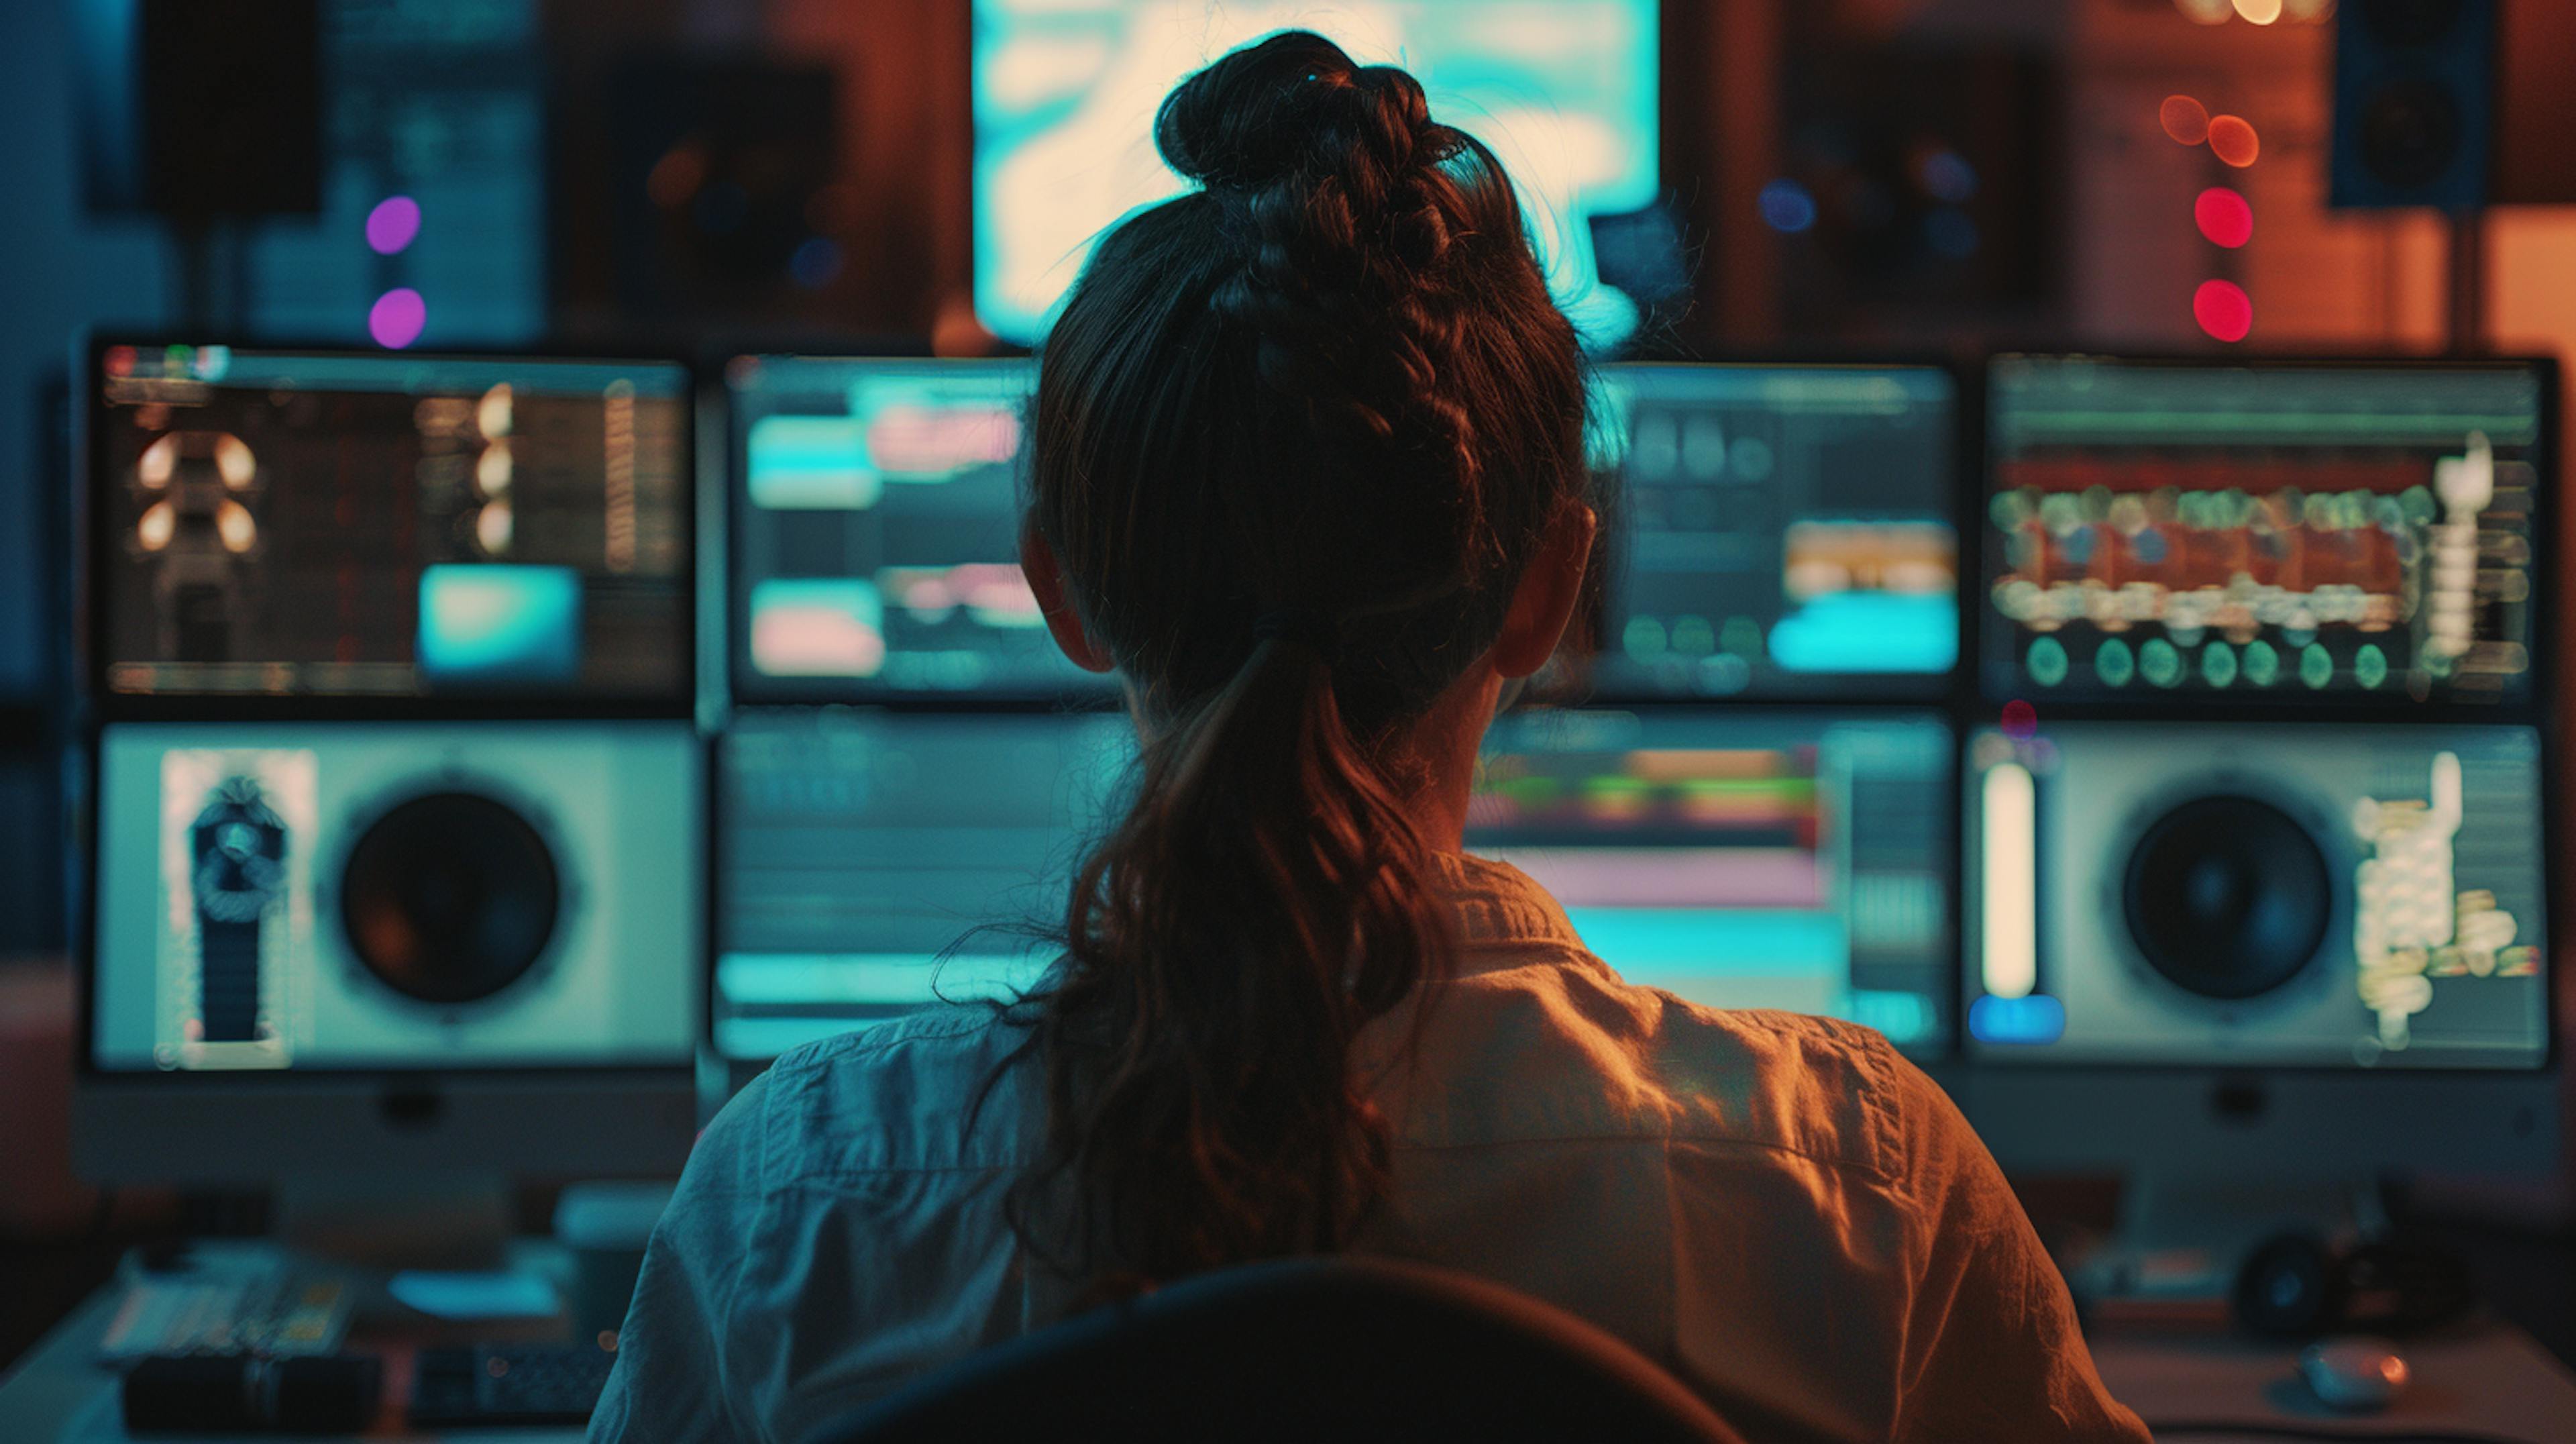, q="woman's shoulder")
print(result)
[748,1002,1038,1180]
